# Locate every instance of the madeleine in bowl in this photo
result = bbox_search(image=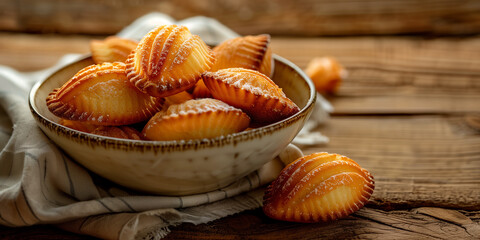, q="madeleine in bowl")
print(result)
[29,54,316,196]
